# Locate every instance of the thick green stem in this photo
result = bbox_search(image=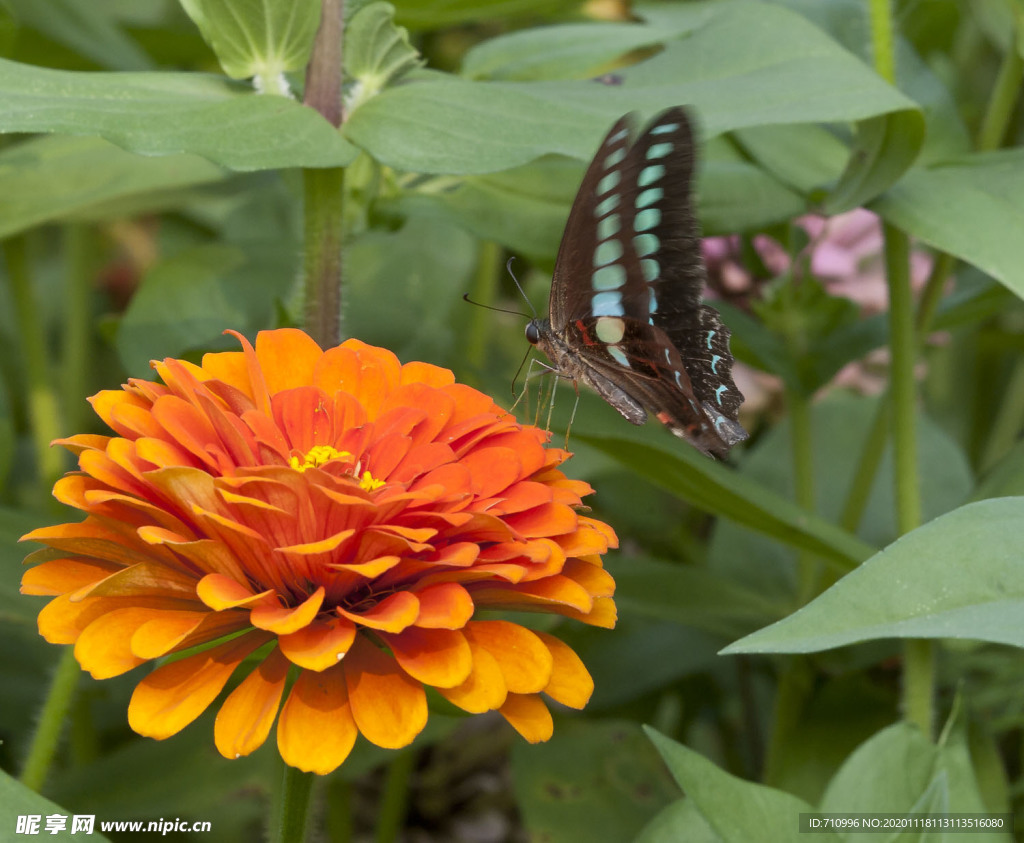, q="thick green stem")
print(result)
[274,764,315,843]
[975,30,1024,152]
[786,386,820,603]
[868,0,895,84]
[302,0,345,348]
[4,237,64,491]
[375,750,416,843]
[764,659,812,785]
[302,167,346,348]
[19,648,80,790]
[885,223,932,735]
